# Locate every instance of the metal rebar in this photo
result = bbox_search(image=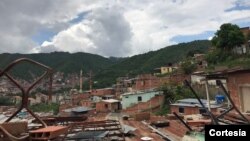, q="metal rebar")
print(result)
[183,80,218,125]
[0,58,53,127]
[173,112,192,131]
[216,80,250,124]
